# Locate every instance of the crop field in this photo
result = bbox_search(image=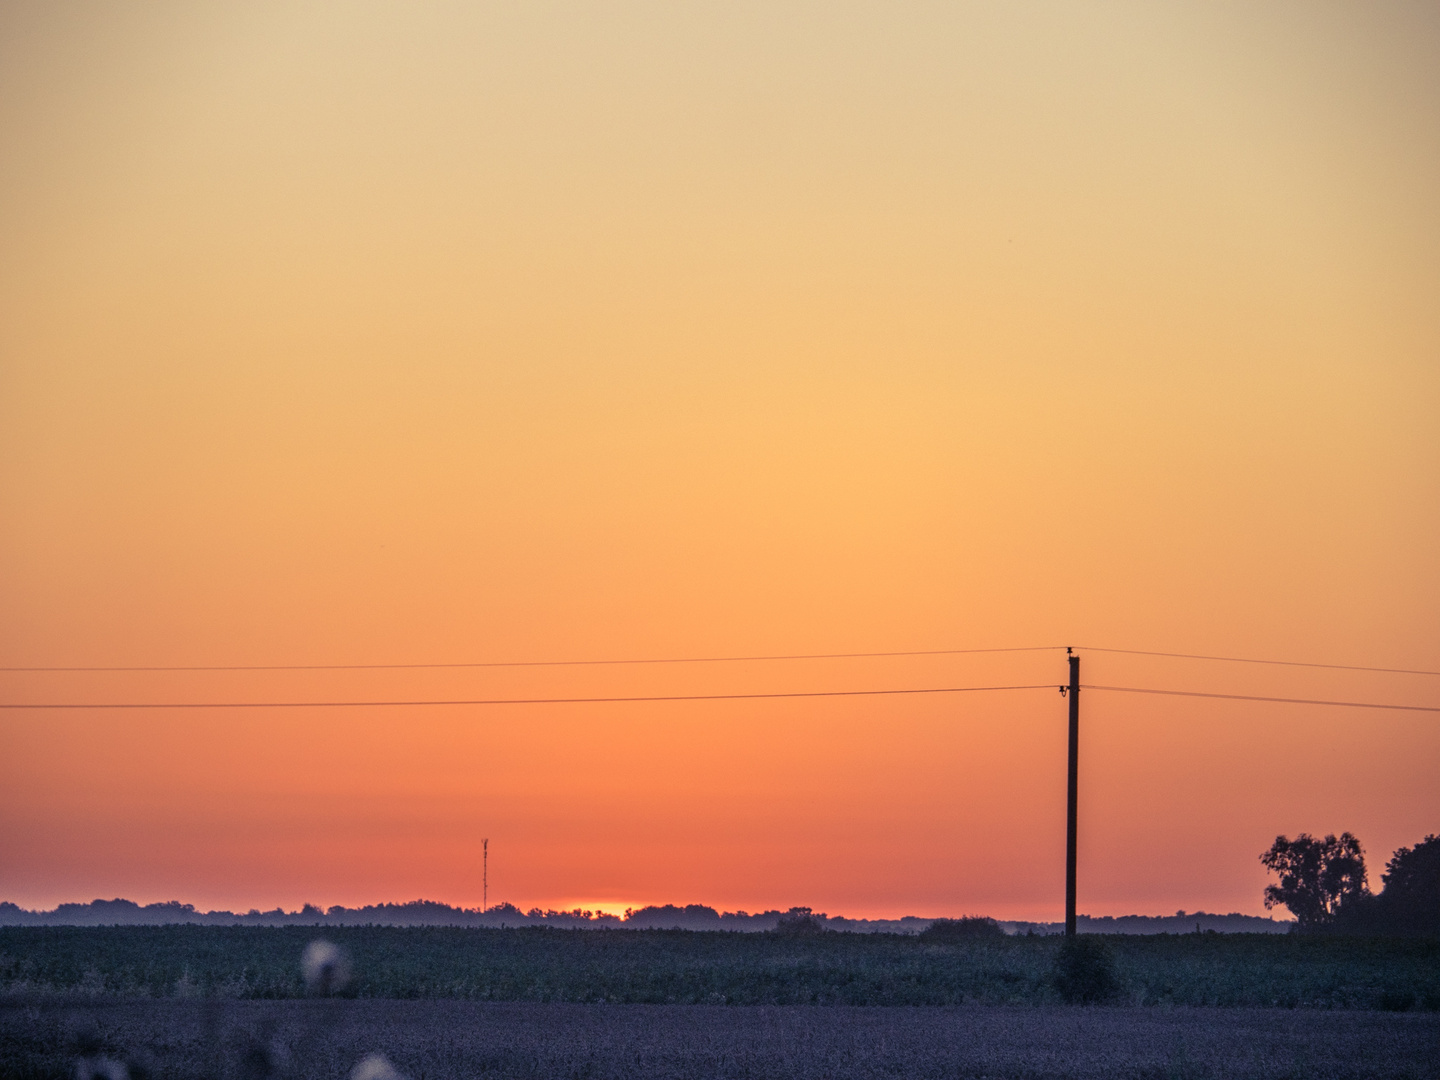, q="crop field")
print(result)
[3,929,1438,1078]
[1,926,1436,1010]
[3,999,1438,1080]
